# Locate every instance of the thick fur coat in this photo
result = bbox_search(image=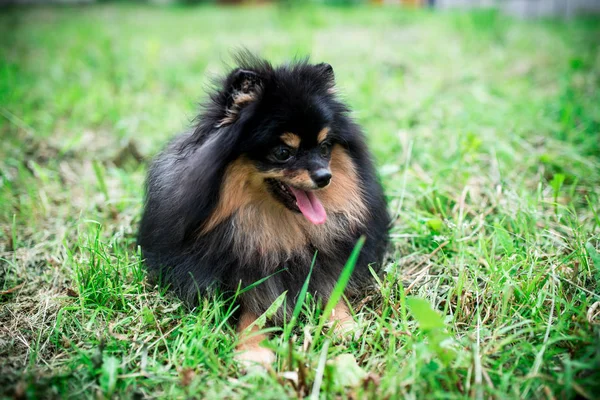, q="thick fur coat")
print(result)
[138,54,389,323]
